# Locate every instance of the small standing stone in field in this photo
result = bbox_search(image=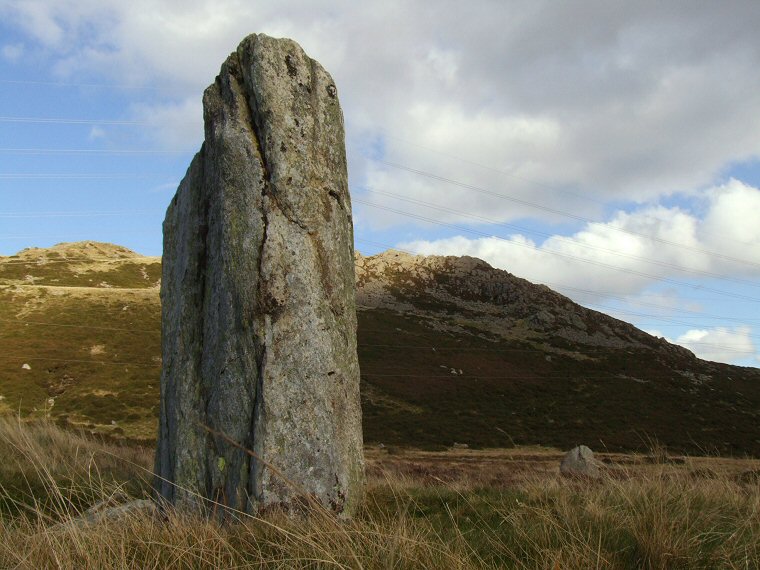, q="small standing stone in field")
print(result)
[560,445,601,479]
[21,363,31,370]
